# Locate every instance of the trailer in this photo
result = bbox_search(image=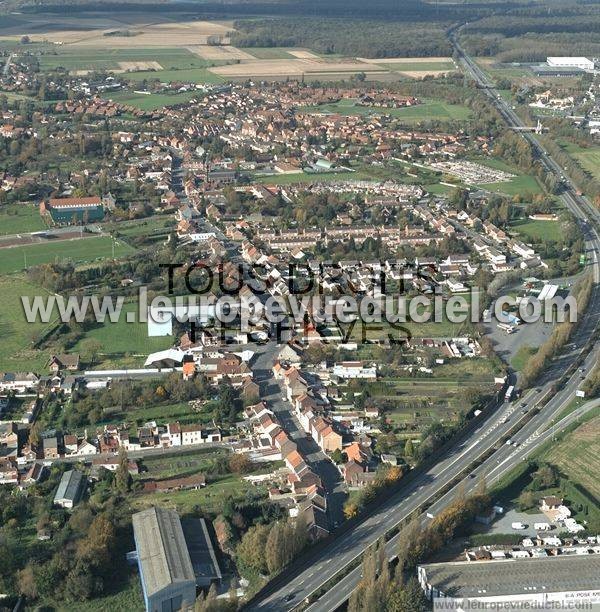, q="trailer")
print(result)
[505,385,515,401]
